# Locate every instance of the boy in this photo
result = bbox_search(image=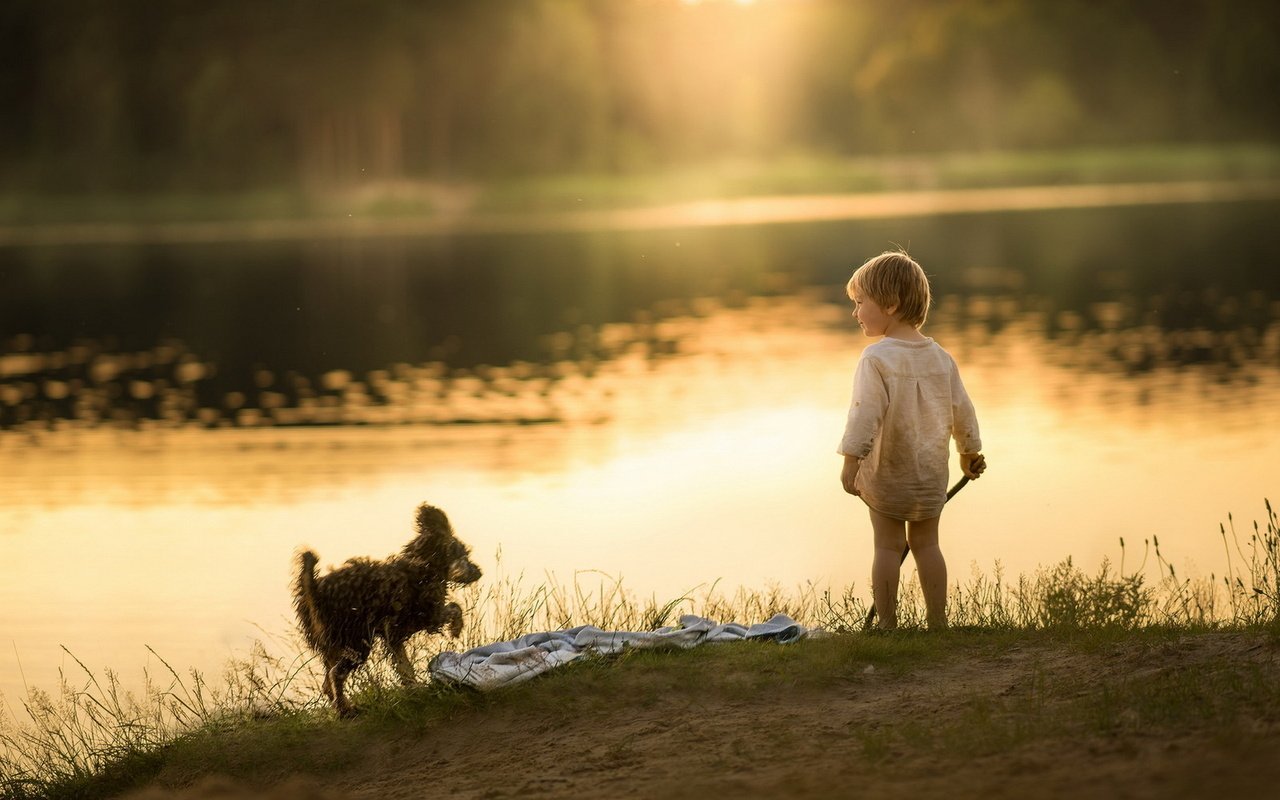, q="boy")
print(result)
[838,250,985,629]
